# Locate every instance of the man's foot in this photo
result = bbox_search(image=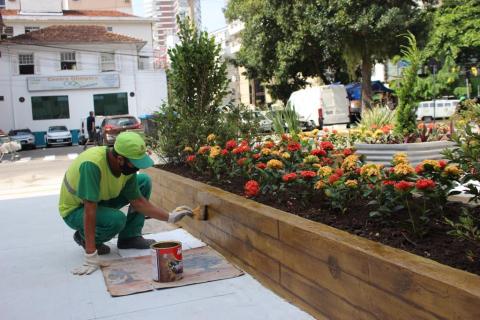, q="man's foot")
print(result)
[117,236,156,249]
[73,231,110,255]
